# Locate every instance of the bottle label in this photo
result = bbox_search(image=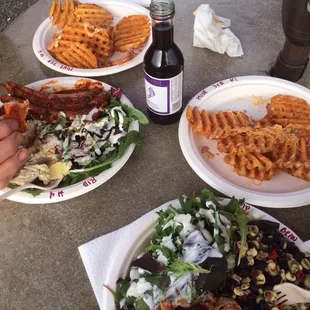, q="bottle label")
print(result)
[144,71,183,115]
